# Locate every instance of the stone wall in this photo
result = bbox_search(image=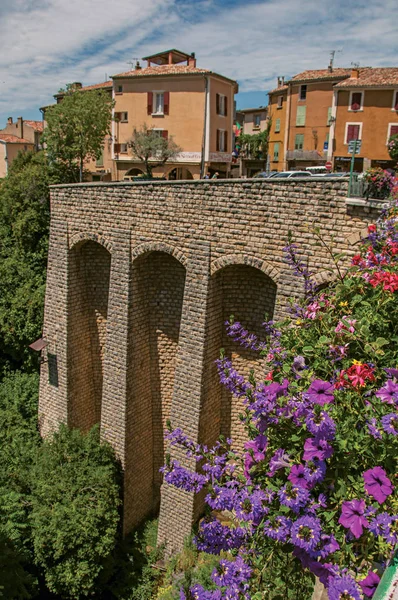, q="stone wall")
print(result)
[38,178,382,551]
